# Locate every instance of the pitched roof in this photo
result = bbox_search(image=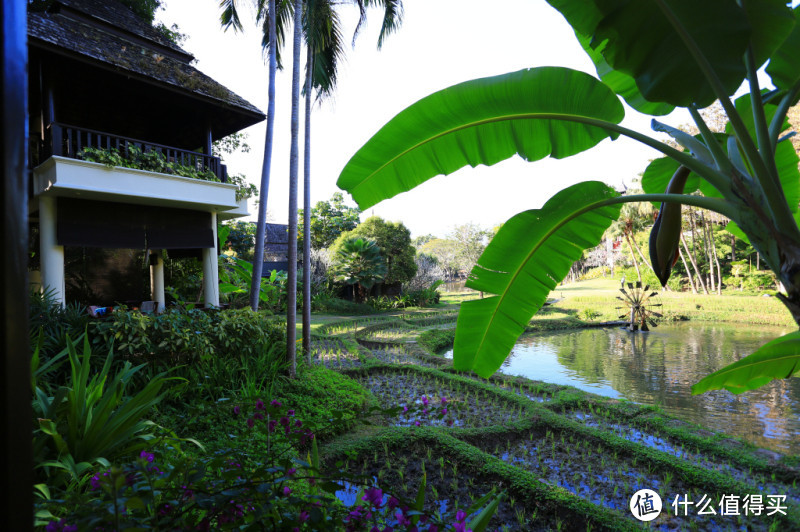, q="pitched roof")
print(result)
[28,0,265,122]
